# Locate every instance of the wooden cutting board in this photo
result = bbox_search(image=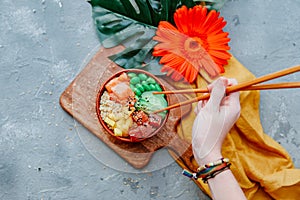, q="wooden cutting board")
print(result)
[60,46,197,171]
